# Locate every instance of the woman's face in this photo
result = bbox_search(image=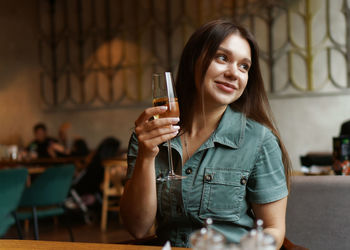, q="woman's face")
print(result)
[199,33,251,108]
